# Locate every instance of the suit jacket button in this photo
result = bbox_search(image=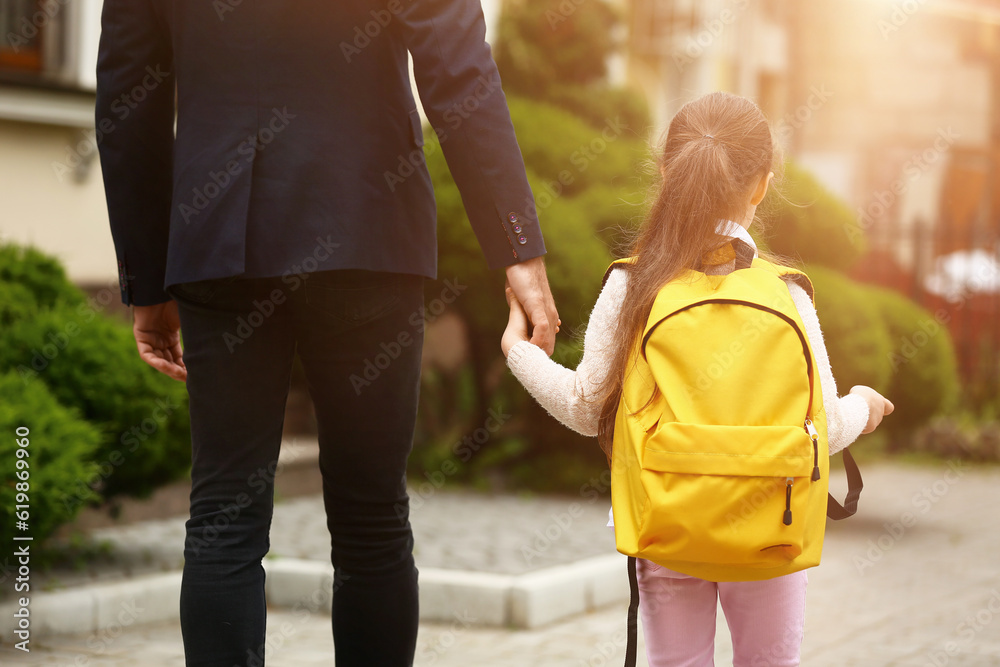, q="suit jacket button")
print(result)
[508,212,519,224]
[517,234,527,245]
[511,224,522,233]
